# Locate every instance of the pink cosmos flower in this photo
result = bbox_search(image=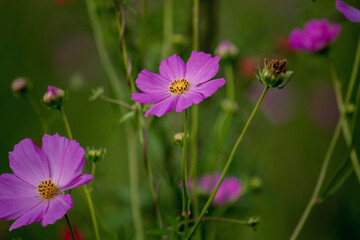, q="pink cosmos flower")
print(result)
[289,19,341,52]
[197,173,242,206]
[0,134,93,231]
[336,0,360,22]
[131,51,226,117]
